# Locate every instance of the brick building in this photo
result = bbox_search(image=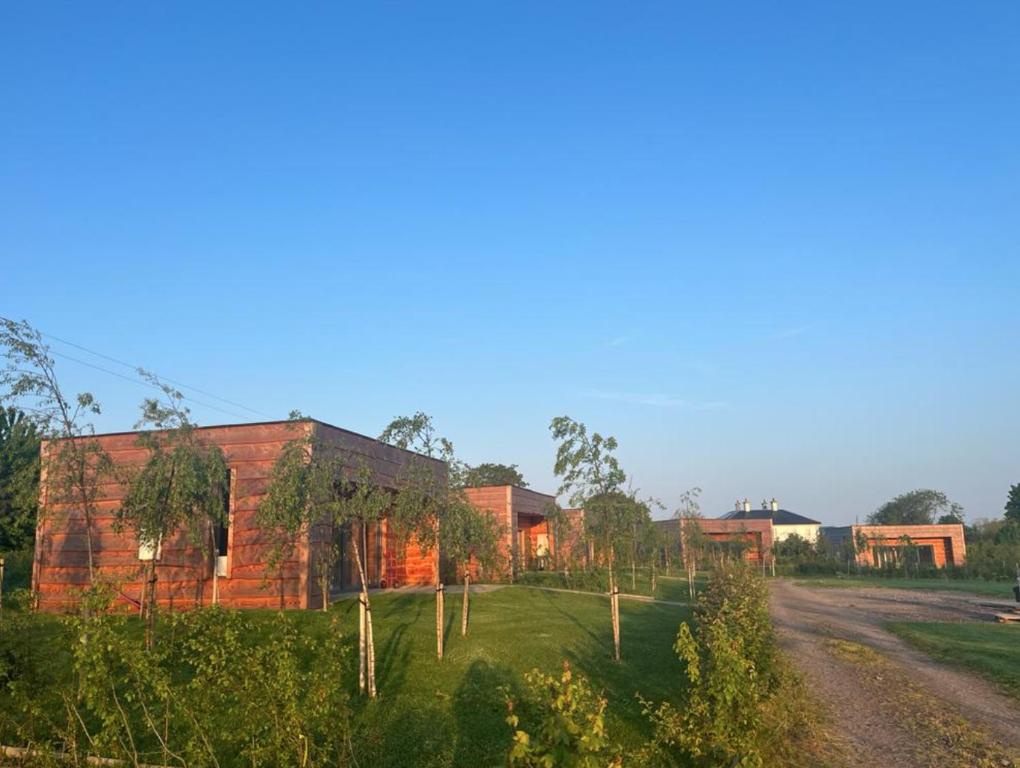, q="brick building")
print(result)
[32,419,444,612]
[822,523,966,568]
[462,485,557,577]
